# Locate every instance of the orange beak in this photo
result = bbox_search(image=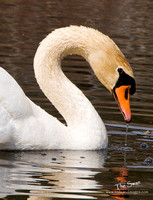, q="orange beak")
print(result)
[114,85,131,123]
